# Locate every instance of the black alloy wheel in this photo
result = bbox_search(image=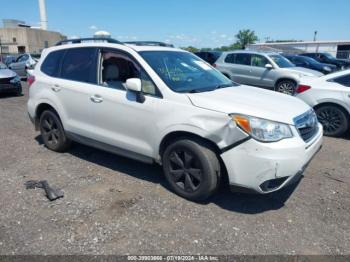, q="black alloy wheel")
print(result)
[316,105,348,137]
[162,139,220,201]
[39,110,71,152]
